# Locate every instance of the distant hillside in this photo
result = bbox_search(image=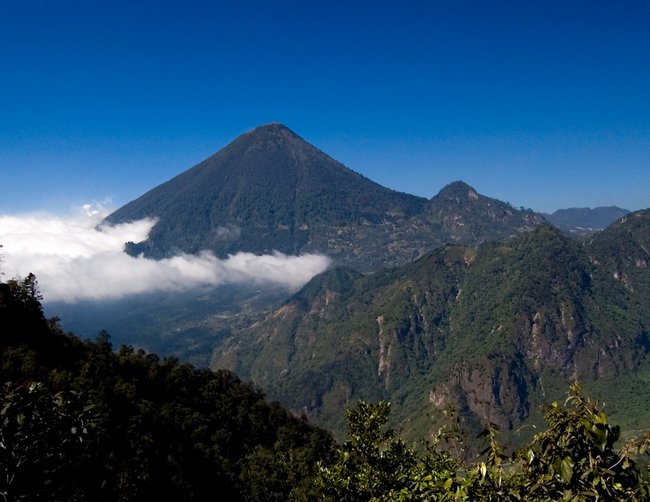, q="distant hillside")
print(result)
[545,206,630,235]
[211,211,650,442]
[426,180,543,243]
[105,124,544,271]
